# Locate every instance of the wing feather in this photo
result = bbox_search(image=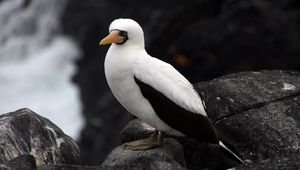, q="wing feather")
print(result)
[134,75,219,143]
[133,56,206,116]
